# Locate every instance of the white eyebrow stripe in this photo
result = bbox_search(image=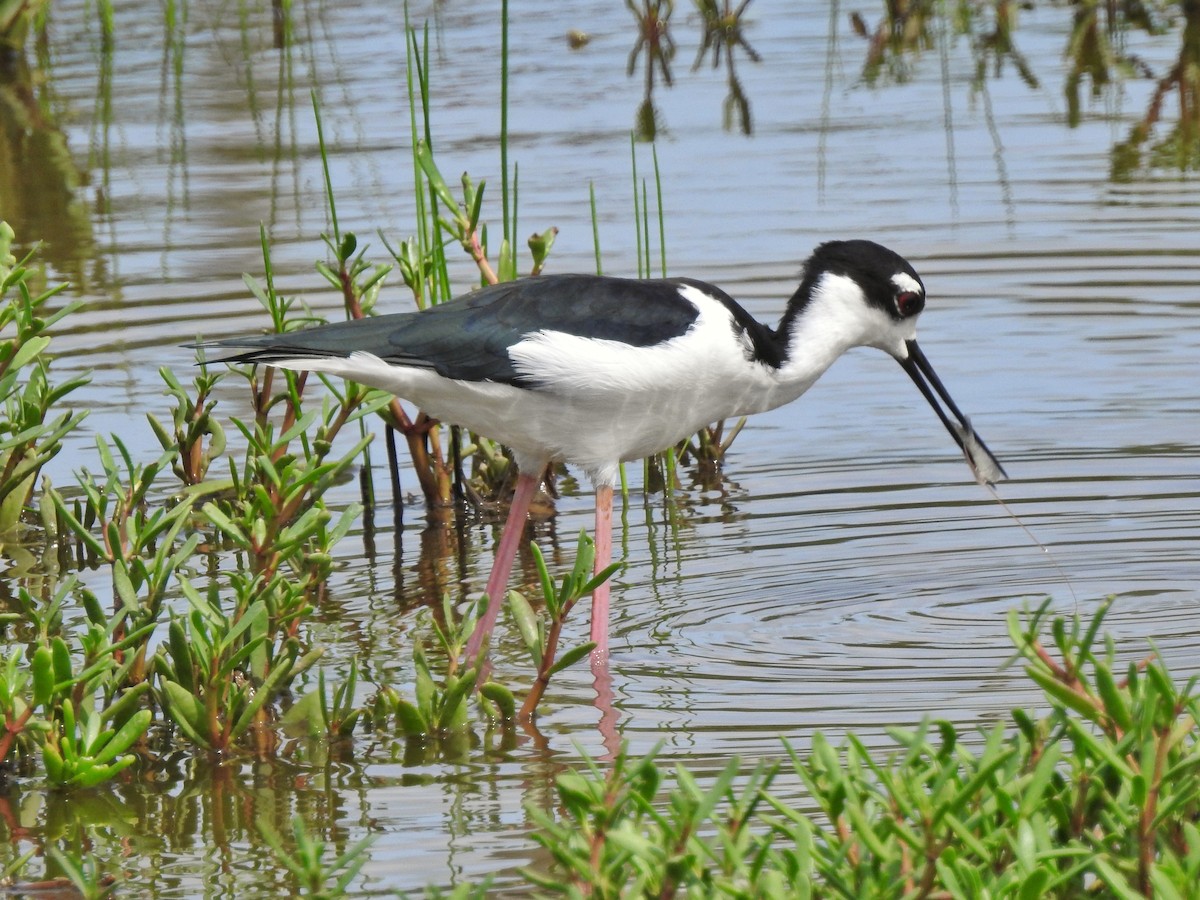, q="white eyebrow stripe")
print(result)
[892,272,923,294]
